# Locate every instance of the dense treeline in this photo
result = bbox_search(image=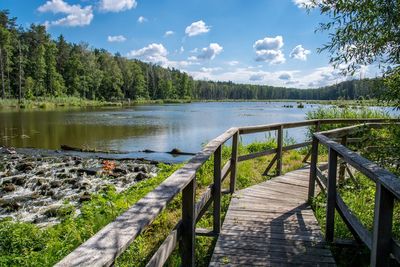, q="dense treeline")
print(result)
[0,10,385,102]
[193,78,384,100]
[0,10,194,101]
